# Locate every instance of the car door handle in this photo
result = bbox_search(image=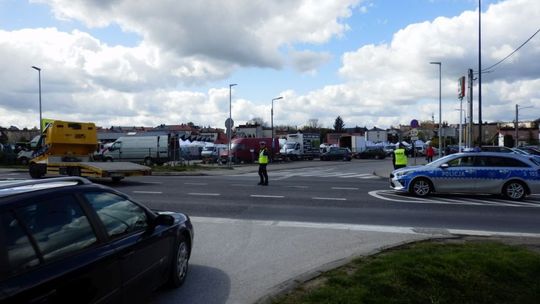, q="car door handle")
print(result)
[499,170,509,174]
